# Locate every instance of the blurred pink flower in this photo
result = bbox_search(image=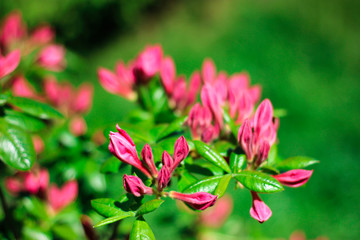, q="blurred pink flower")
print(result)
[11,75,37,98]
[249,191,272,223]
[133,45,163,83]
[30,25,54,45]
[201,58,216,84]
[170,191,217,210]
[37,44,65,71]
[123,174,153,197]
[0,11,26,48]
[160,56,176,95]
[69,116,88,136]
[48,180,78,212]
[272,169,313,188]
[201,84,223,128]
[199,194,233,228]
[71,83,94,114]
[0,49,21,79]
[32,135,44,154]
